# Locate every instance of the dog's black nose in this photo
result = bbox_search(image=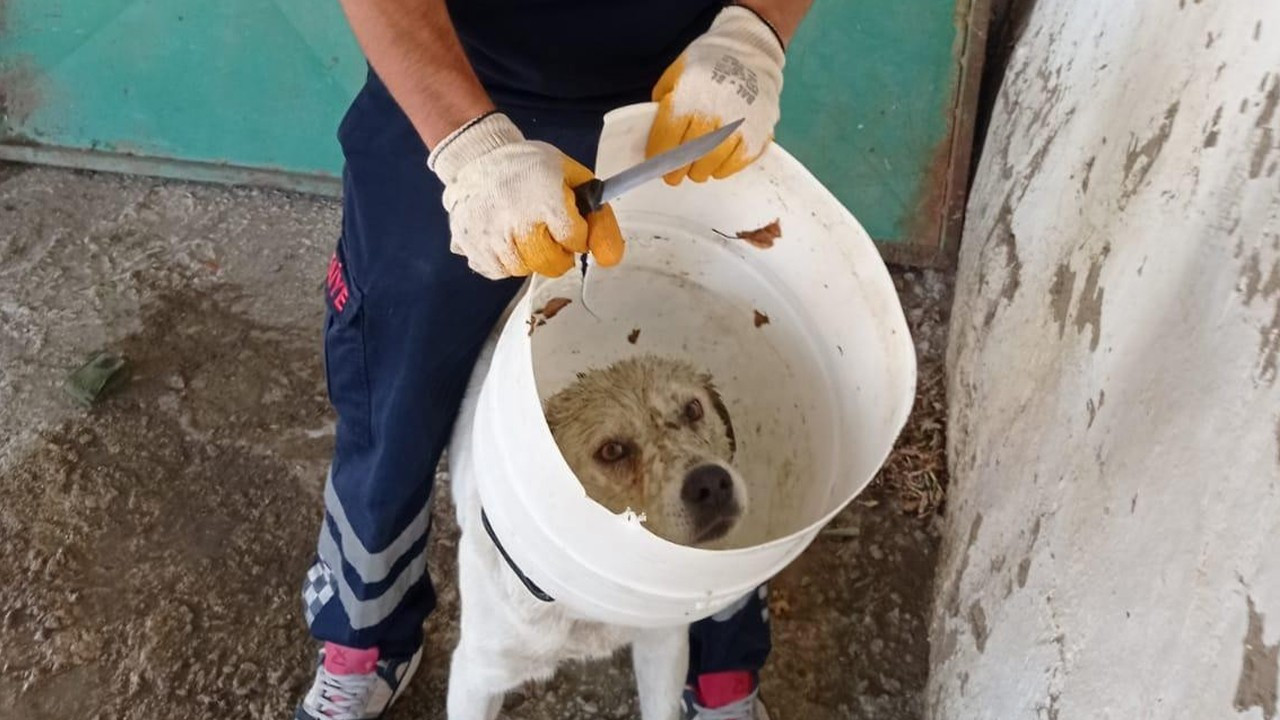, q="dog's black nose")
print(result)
[681,464,735,510]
